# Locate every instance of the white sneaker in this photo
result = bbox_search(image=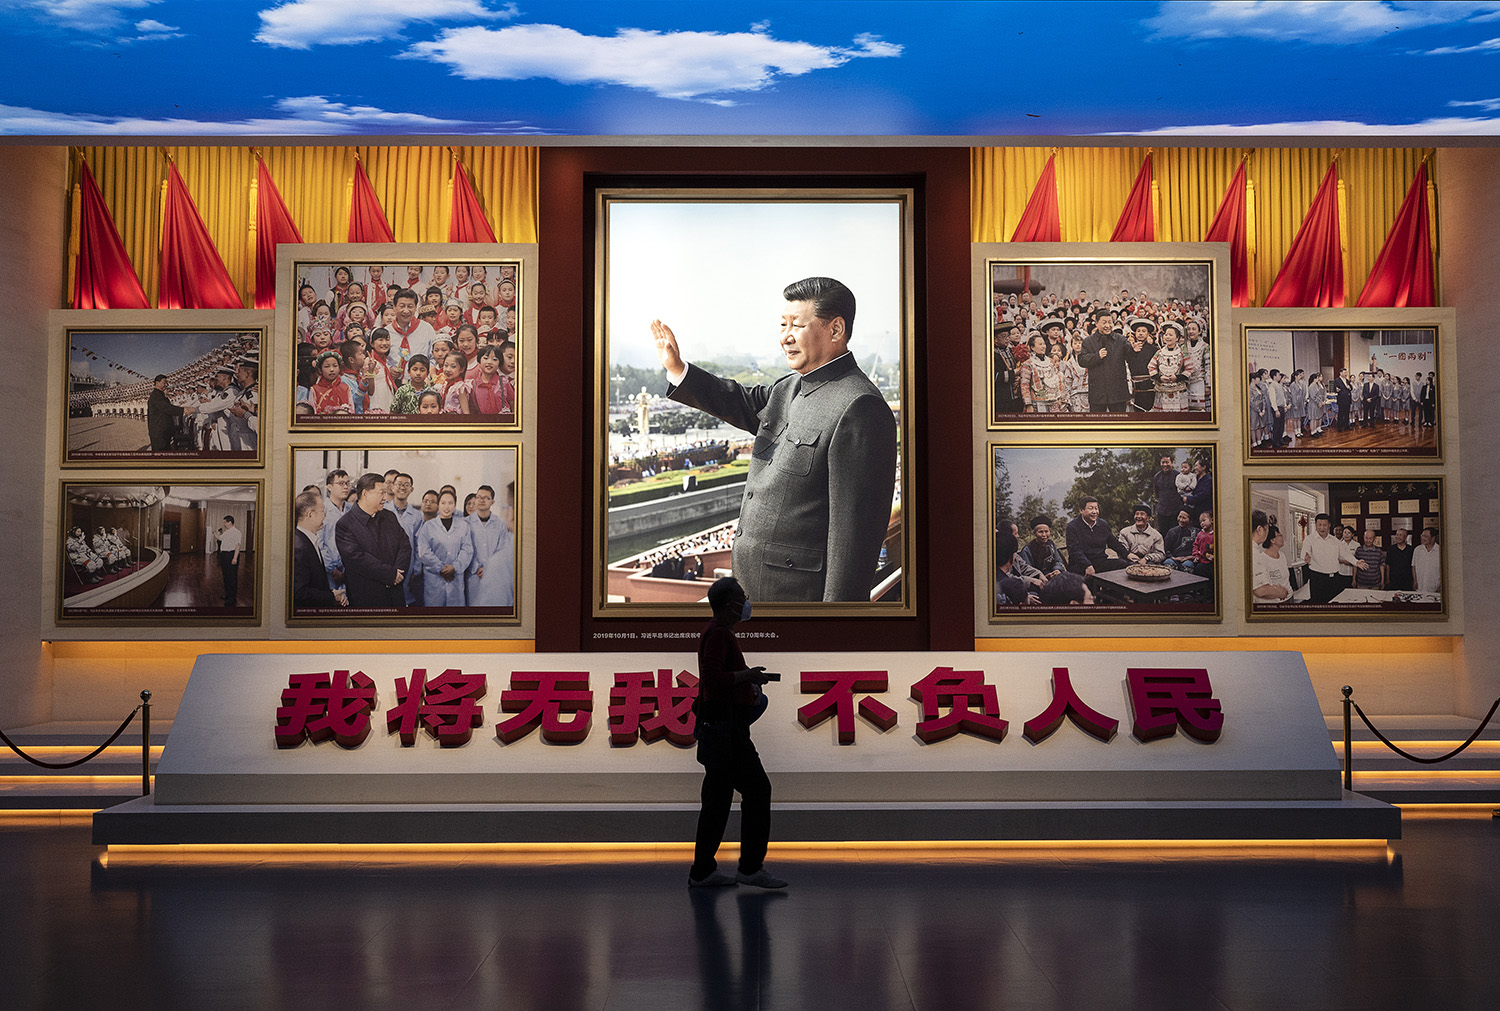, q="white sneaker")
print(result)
[736,867,788,889]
